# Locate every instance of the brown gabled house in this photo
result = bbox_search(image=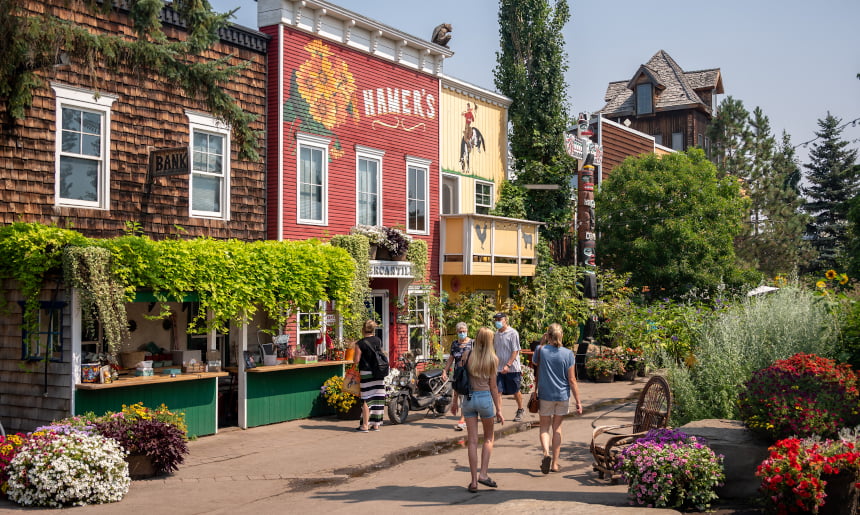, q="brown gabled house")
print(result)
[599,50,723,154]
